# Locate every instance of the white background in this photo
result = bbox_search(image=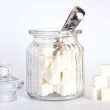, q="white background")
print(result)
[0,0,110,110]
